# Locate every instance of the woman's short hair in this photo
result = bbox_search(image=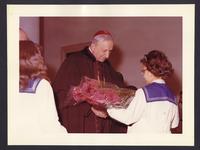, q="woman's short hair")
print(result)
[19,40,49,89]
[140,50,174,79]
